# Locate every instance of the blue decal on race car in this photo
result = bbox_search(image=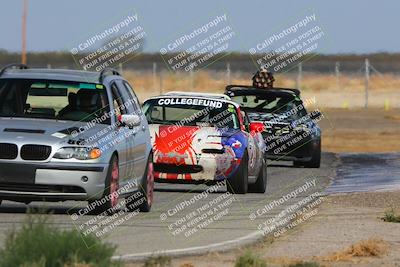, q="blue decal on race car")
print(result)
[219,129,248,160]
